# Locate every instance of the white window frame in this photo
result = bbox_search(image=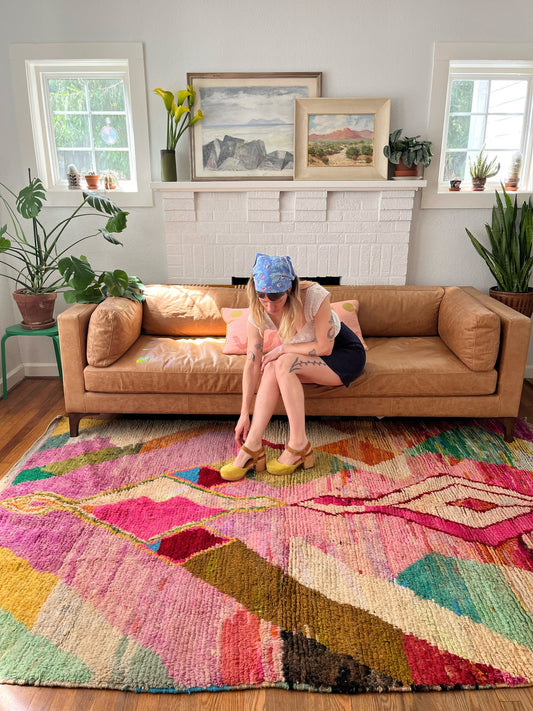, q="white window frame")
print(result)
[422,42,533,209]
[9,43,152,207]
